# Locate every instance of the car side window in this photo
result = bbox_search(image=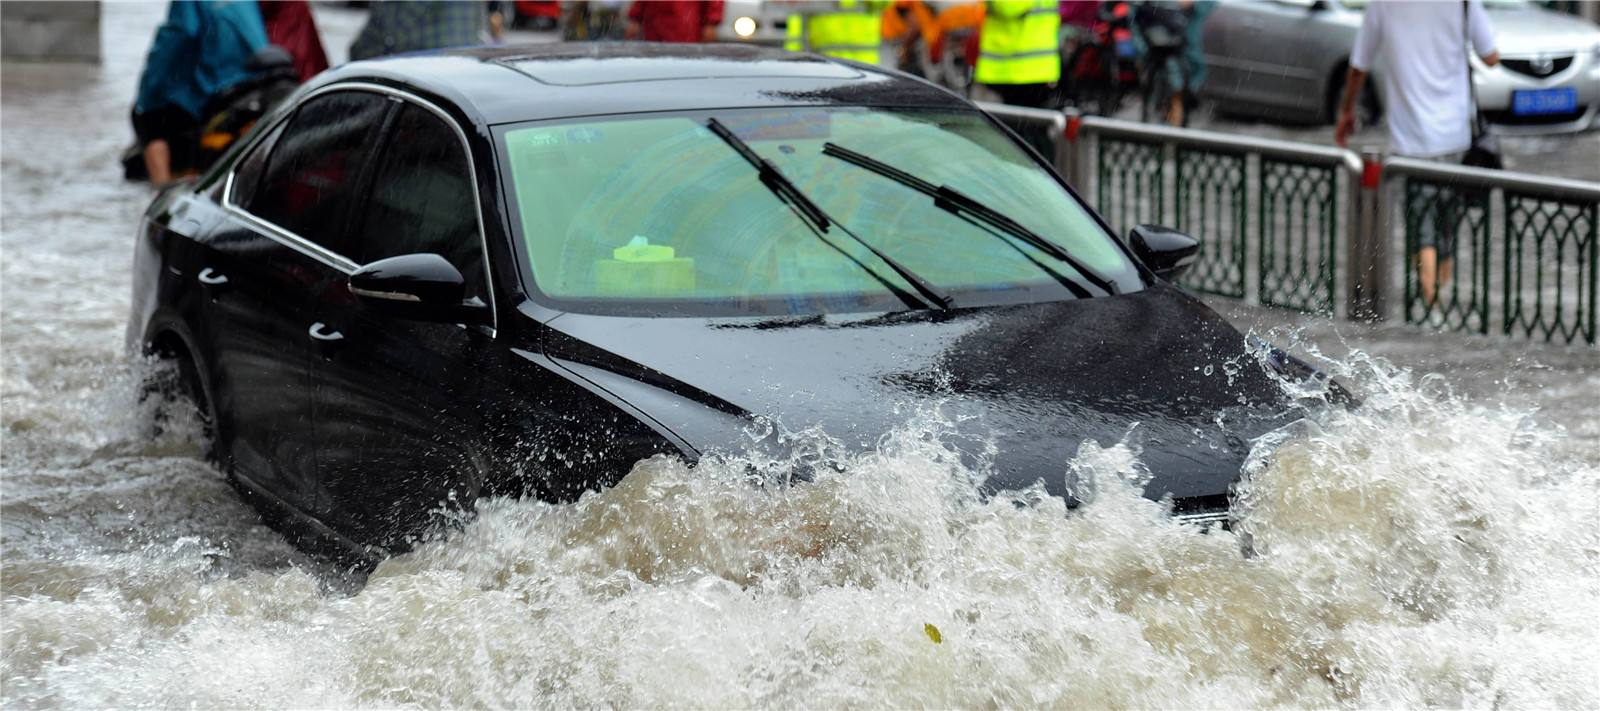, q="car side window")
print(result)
[349,103,484,296]
[230,120,285,206]
[242,91,390,256]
